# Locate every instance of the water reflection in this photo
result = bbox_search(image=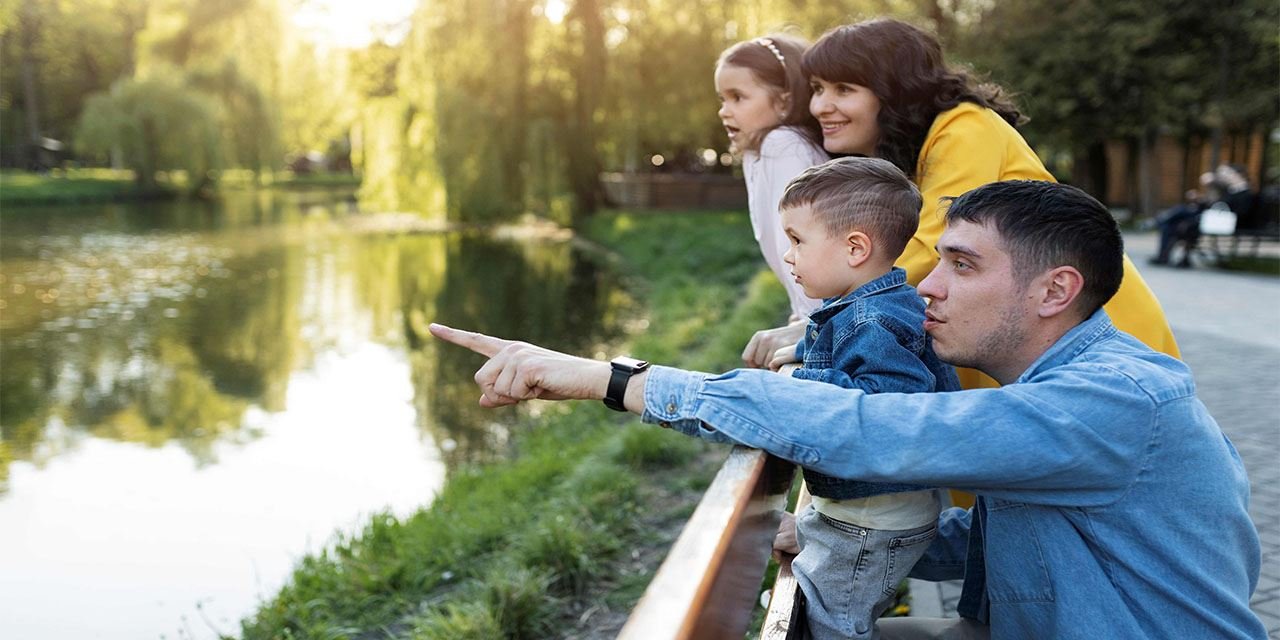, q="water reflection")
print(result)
[0,192,626,639]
